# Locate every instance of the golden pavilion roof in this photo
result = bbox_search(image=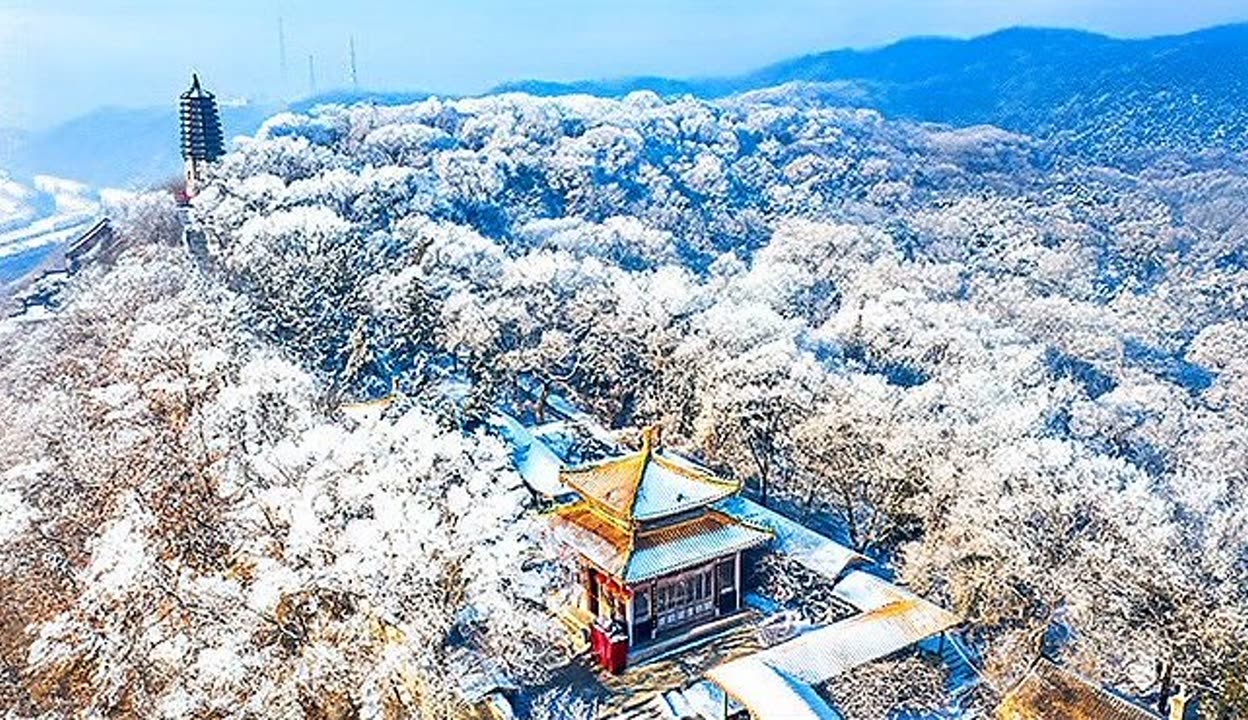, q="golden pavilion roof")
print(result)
[550,502,771,584]
[996,659,1161,720]
[559,426,741,523]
